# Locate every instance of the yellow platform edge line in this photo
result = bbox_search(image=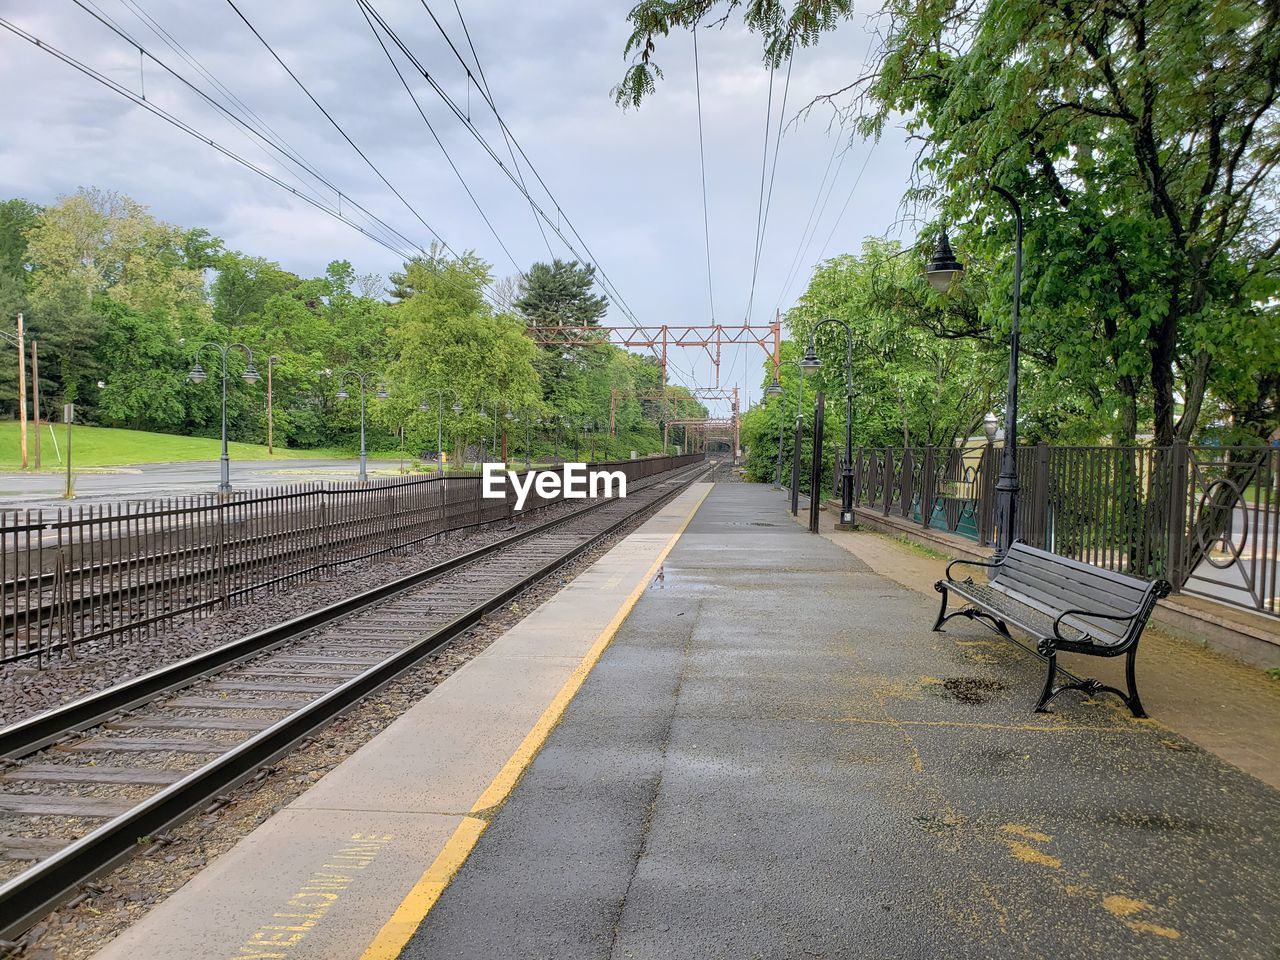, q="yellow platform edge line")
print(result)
[359,482,713,960]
